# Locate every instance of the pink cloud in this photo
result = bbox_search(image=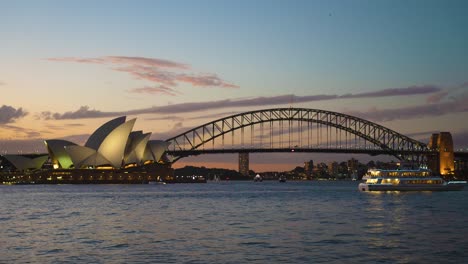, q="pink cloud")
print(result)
[46,56,239,93]
[129,85,180,96]
[176,74,239,88]
[425,82,468,103]
[104,56,189,69]
[114,65,179,86]
[426,91,449,103]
